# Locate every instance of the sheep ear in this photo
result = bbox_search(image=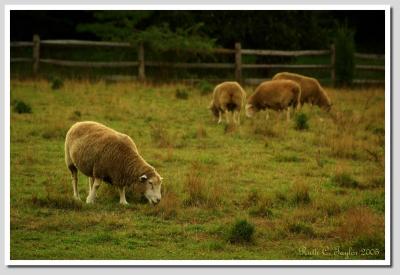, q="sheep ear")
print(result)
[139,174,147,183]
